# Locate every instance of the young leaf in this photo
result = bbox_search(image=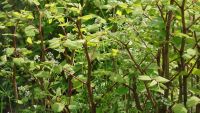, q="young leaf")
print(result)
[26,37,33,45]
[116,10,122,16]
[111,49,119,56]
